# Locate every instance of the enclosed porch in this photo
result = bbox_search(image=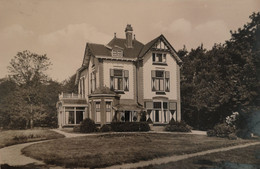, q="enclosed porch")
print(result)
[57,93,88,128]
